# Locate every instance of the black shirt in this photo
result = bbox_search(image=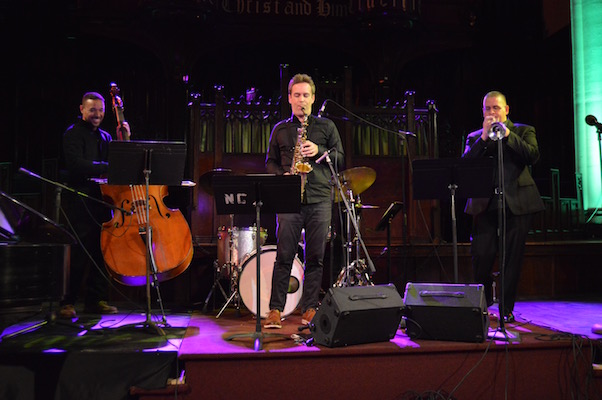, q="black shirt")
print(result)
[62,118,112,189]
[265,114,344,203]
